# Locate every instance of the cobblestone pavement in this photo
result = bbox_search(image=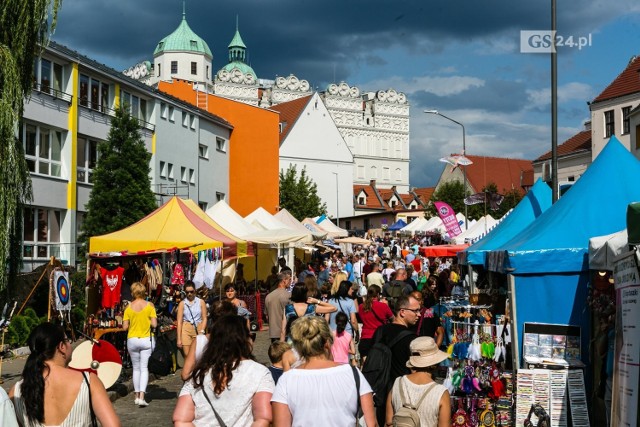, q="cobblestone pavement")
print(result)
[114,329,271,426]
